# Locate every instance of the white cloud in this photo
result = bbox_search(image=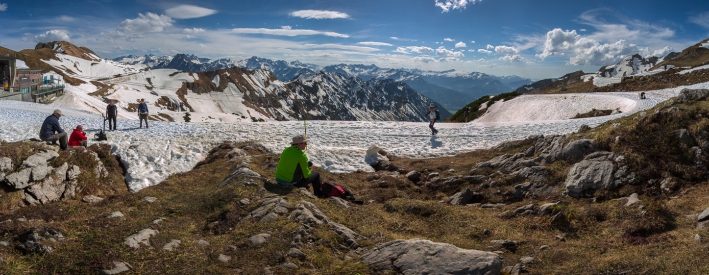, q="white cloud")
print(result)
[395,46,434,54]
[118,13,173,34]
[652,46,672,57]
[436,46,465,59]
[538,28,639,65]
[493,45,522,62]
[477,48,492,54]
[470,40,476,44]
[183,28,205,34]
[454,41,467,48]
[444,37,454,42]
[57,15,75,22]
[690,12,709,29]
[290,9,350,19]
[390,36,401,40]
[357,41,394,46]
[0,3,6,12]
[304,43,379,53]
[281,25,292,30]
[486,44,494,50]
[435,0,482,13]
[34,29,71,42]
[165,4,217,19]
[232,27,349,38]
